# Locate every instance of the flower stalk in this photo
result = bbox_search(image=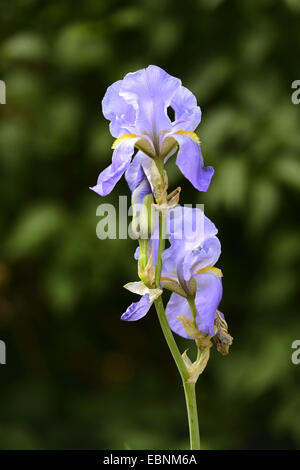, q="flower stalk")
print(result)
[153,162,201,450]
[183,383,200,450]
